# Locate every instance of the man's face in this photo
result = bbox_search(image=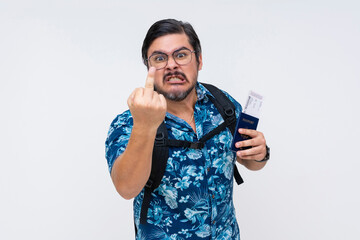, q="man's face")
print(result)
[147,33,203,101]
